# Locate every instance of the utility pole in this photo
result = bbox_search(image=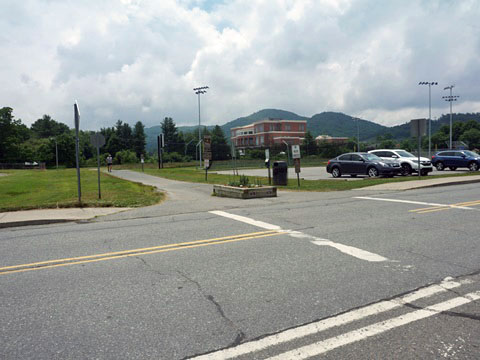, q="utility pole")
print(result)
[418,82,437,158]
[443,85,459,149]
[193,86,208,168]
[356,118,360,151]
